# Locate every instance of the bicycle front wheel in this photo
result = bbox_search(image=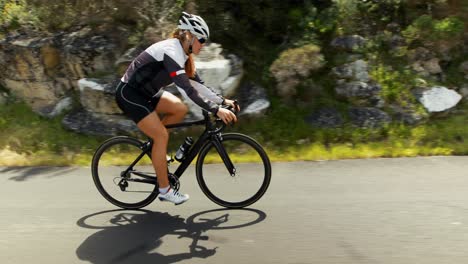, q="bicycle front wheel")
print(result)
[196,133,271,208]
[91,136,158,209]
